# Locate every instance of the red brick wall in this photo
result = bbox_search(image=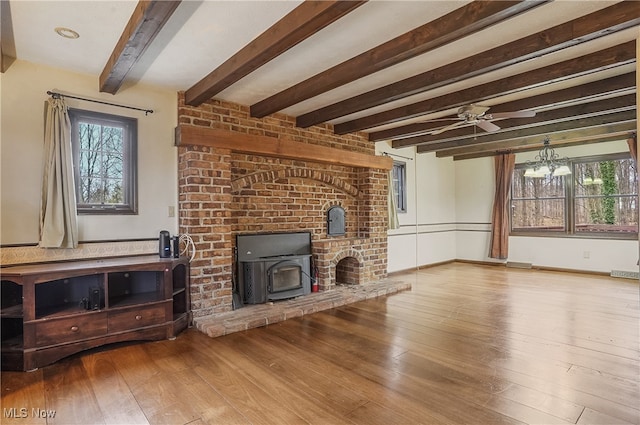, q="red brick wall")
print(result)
[177,93,388,317]
[230,156,360,238]
[177,145,233,317]
[177,94,372,153]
